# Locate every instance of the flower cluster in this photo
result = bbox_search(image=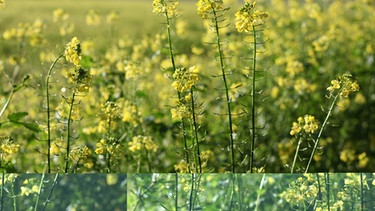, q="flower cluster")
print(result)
[152,0,178,16]
[95,137,122,156]
[1,136,20,155]
[327,74,360,98]
[171,102,190,121]
[235,2,268,32]
[128,135,158,153]
[290,114,319,136]
[69,145,94,169]
[3,19,46,46]
[97,101,122,133]
[64,37,81,68]
[171,66,199,93]
[280,175,320,207]
[0,0,4,9]
[196,0,224,19]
